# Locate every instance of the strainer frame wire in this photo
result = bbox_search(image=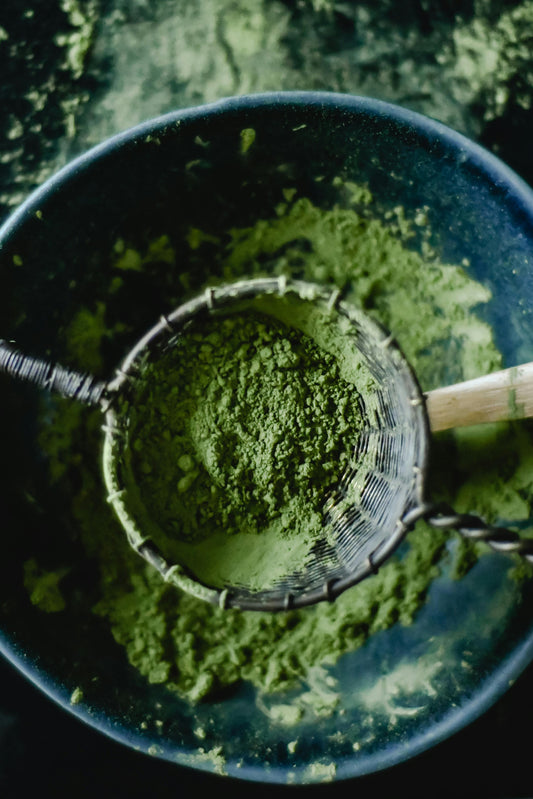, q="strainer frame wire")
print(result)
[101,276,433,612]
